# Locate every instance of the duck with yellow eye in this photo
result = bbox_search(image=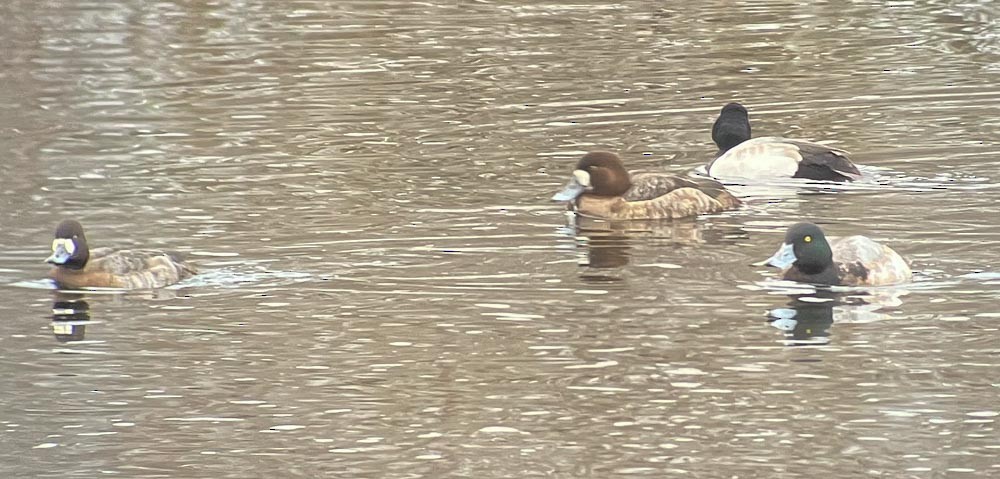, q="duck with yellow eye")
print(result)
[761,222,911,286]
[552,151,741,220]
[45,219,198,290]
